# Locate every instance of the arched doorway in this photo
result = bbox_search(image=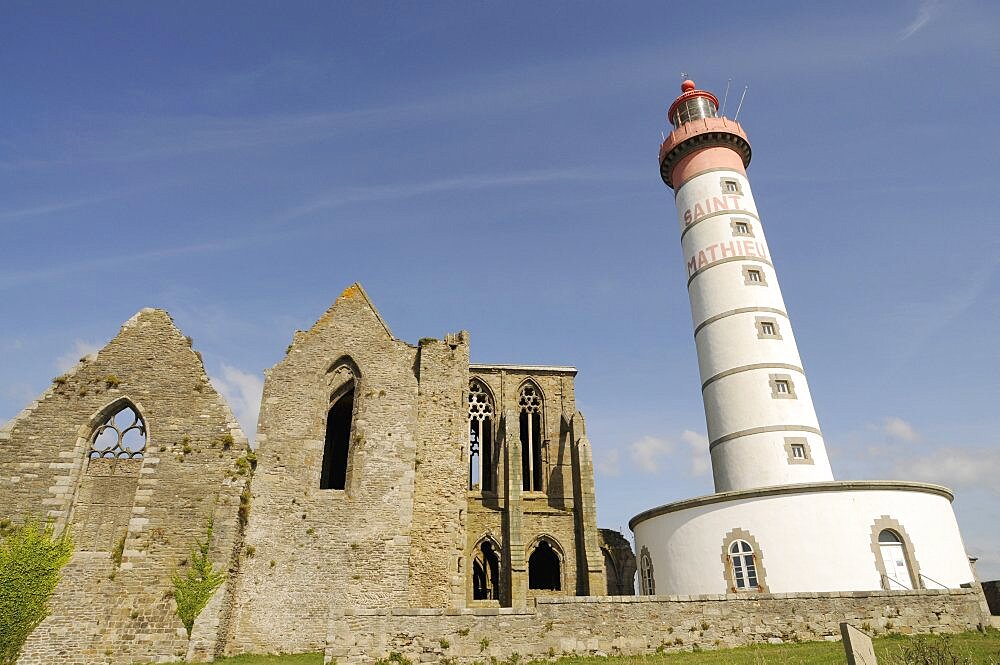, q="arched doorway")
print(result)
[878,529,914,589]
